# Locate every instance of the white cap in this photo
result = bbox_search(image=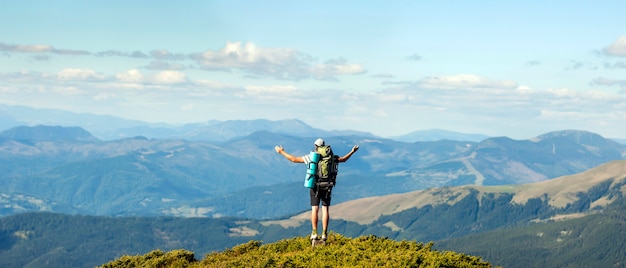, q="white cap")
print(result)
[314,138,325,146]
